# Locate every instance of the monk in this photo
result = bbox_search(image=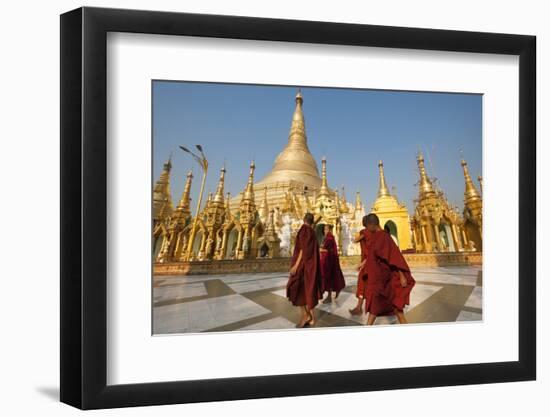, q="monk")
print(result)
[287,213,323,328]
[361,213,416,325]
[349,215,372,315]
[320,224,346,304]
